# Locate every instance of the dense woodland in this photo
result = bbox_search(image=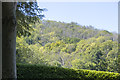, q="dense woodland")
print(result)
[16,20,119,73]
